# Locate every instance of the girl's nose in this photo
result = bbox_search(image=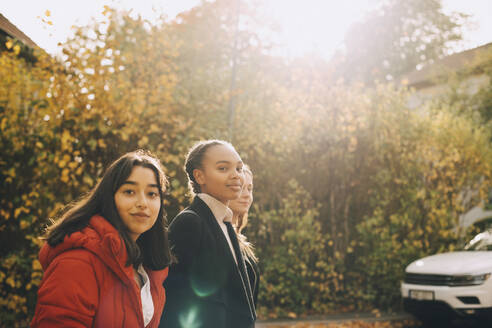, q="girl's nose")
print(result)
[136,192,148,208]
[235,170,245,183]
